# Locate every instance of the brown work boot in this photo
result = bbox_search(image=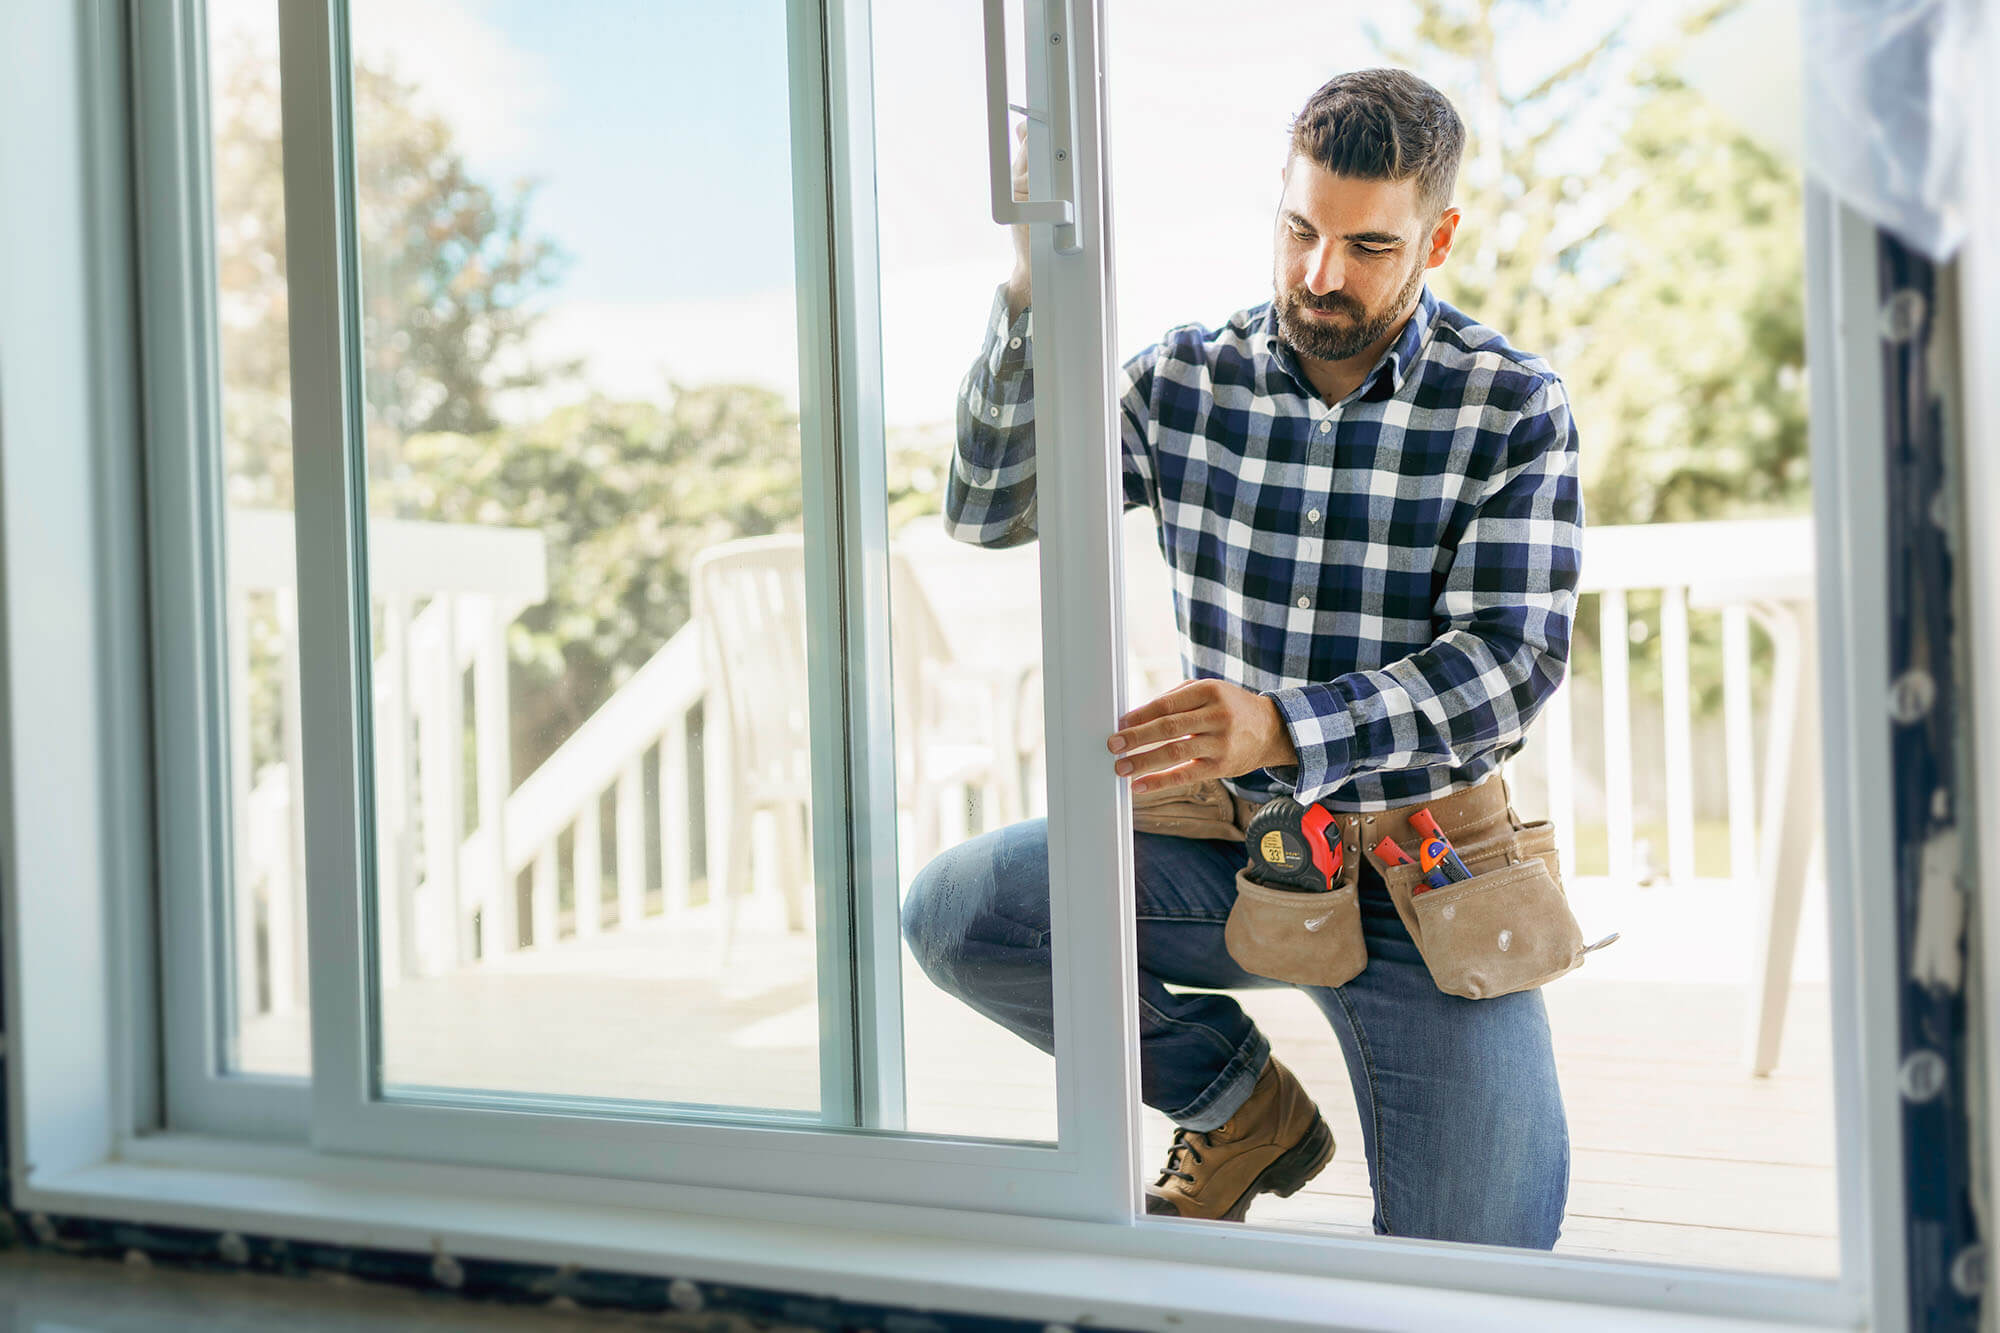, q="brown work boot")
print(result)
[1144,1055,1334,1221]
